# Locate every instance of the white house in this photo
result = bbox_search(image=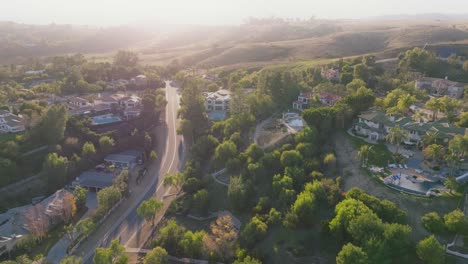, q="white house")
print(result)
[292,91,313,111]
[204,90,231,112]
[0,110,25,134]
[131,75,147,87]
[68,97,90,108]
